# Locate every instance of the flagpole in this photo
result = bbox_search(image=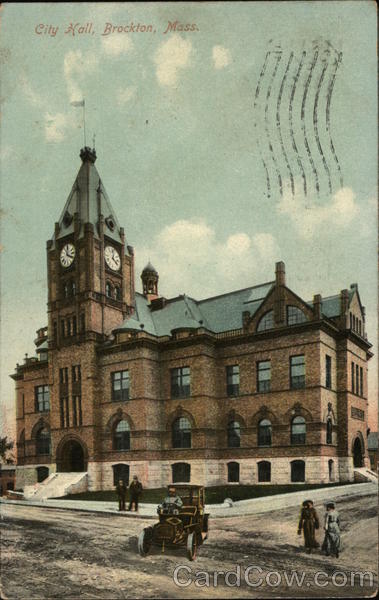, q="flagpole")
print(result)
[83,100,86,147]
